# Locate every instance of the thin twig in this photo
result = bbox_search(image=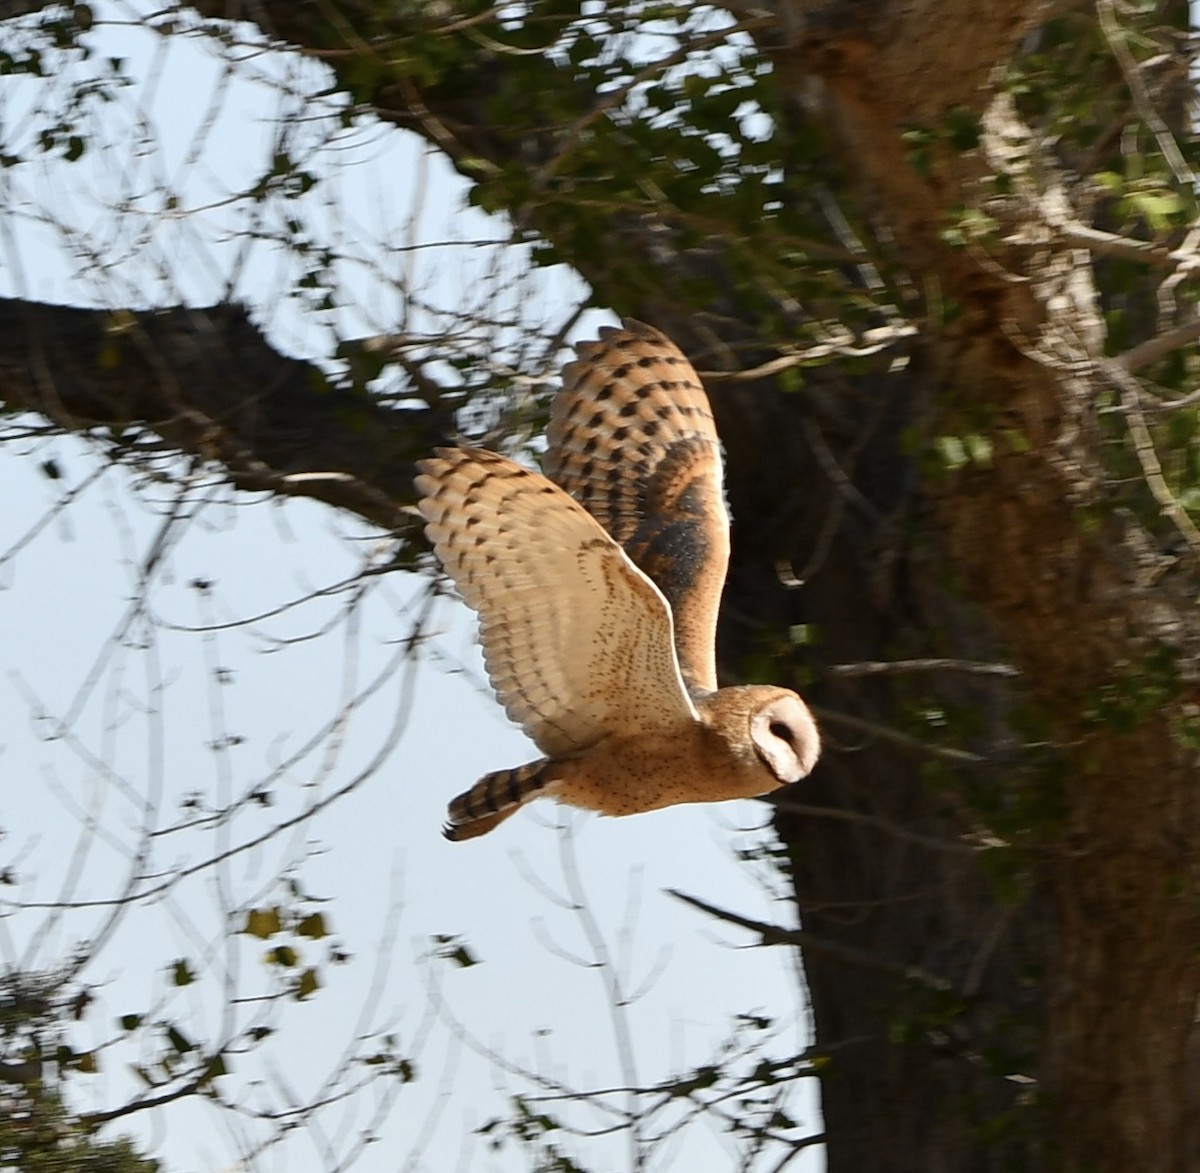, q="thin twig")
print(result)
[767,797,982,856]
[700,324,918,382]
[1096,0,1190,186]
[811,706,989,766]
[1058,223,1198,271]
[1116,315,1200,374]
[668,891,955,994]
[1100,358,1200,555]
[828,658,1019,678]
